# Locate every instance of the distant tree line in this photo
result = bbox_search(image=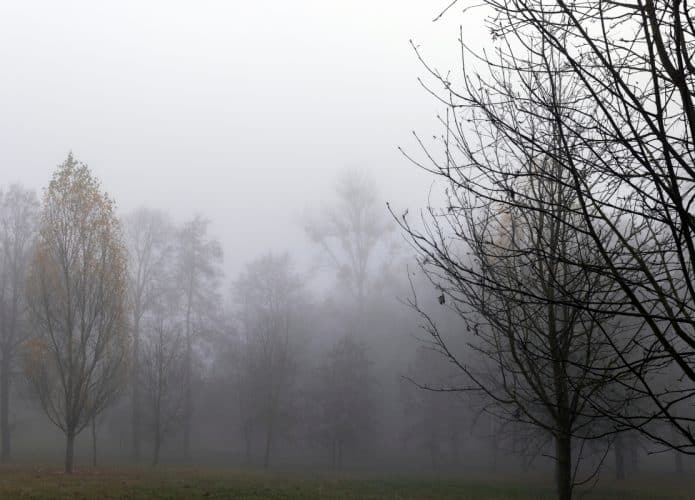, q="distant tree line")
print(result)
[0,161,433,474]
